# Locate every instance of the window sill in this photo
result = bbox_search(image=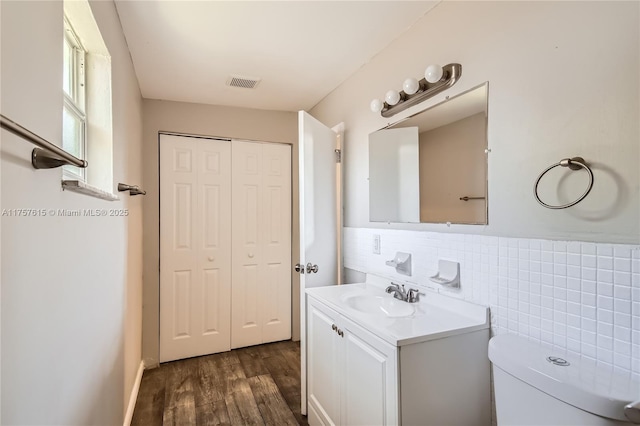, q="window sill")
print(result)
[62,180,119,201]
